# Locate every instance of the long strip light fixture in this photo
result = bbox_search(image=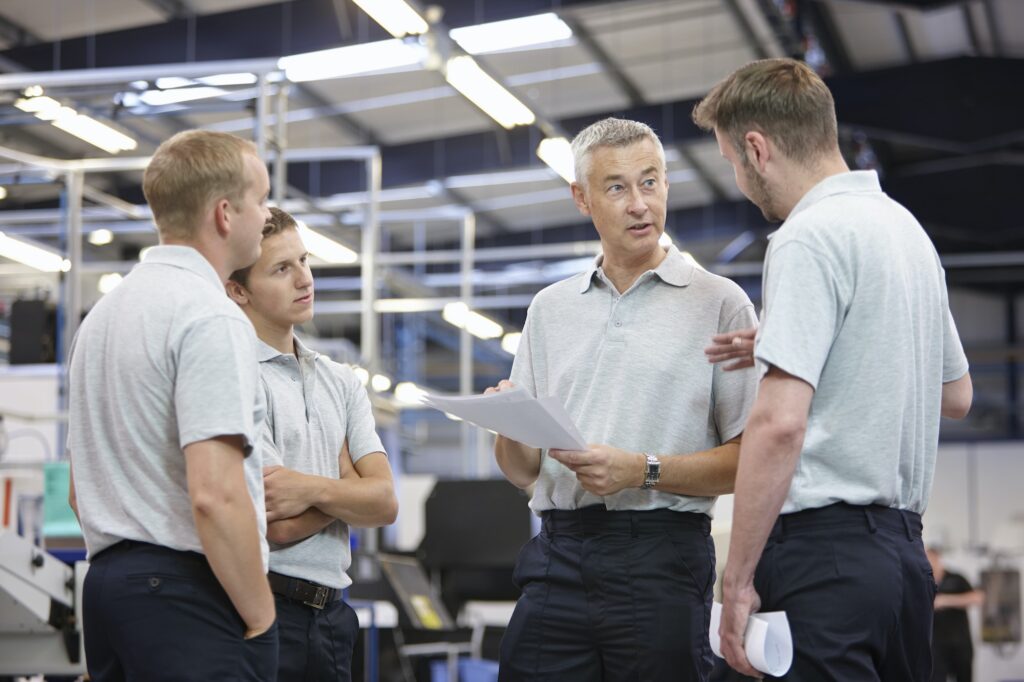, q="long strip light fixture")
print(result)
[536,137,575,183]
[0,232,71,272]
[444,56,536,129]
[449,13,573,54]
[15,89,137,154]
[295,221,359,265]
[352,0,428,38]
[442,301,503,340]
[278,39,427,83]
